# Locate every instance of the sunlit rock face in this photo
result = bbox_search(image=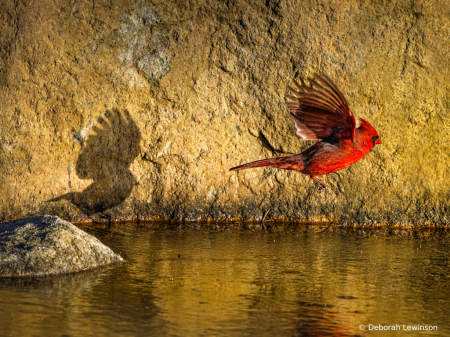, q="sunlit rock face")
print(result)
[0,0,449,225]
